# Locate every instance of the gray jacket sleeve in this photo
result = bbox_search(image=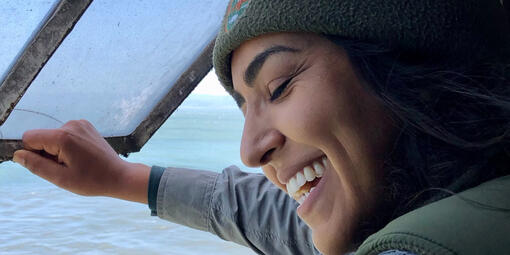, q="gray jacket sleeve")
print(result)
[155,165,320,255]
